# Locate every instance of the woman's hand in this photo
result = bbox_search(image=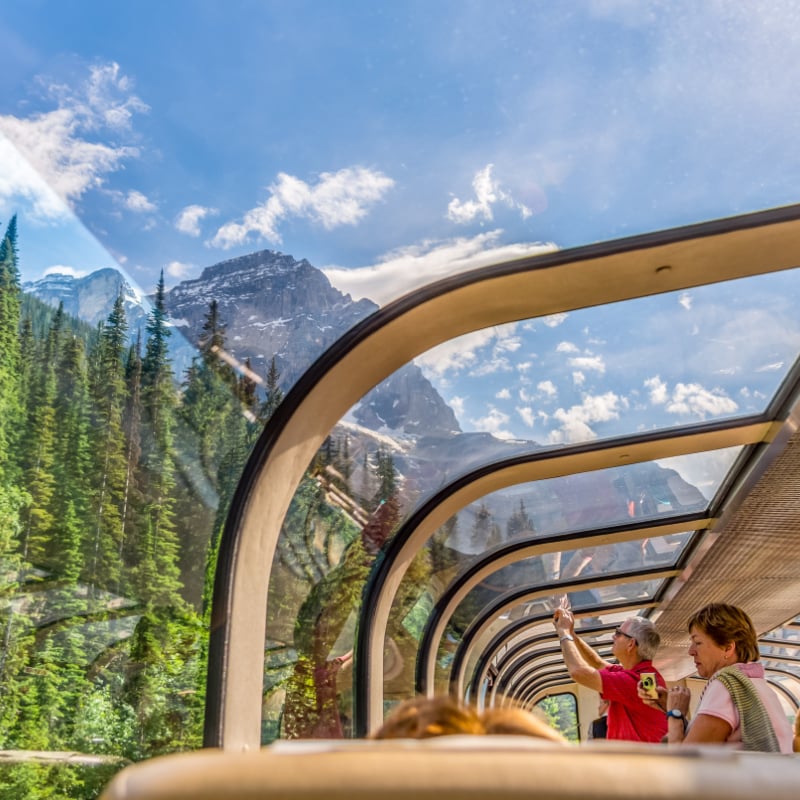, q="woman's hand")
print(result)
[665,685,691,715]
[637,682,668,711]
